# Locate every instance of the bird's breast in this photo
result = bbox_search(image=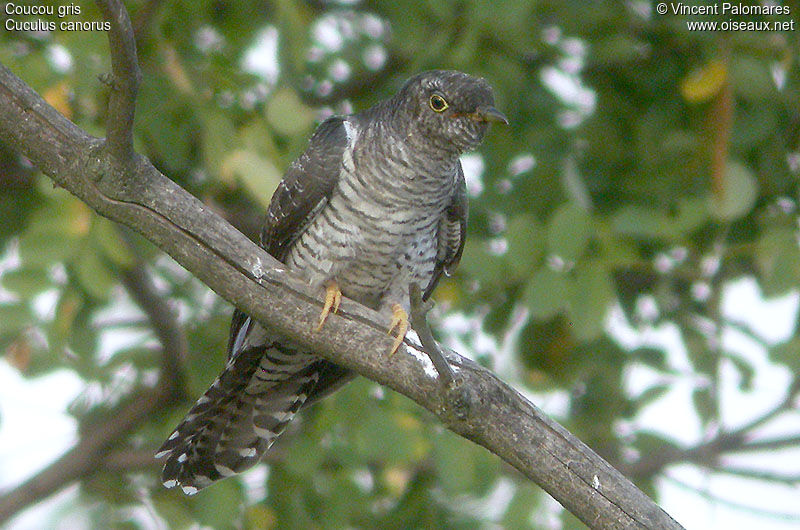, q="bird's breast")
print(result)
[285,159,454,308]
